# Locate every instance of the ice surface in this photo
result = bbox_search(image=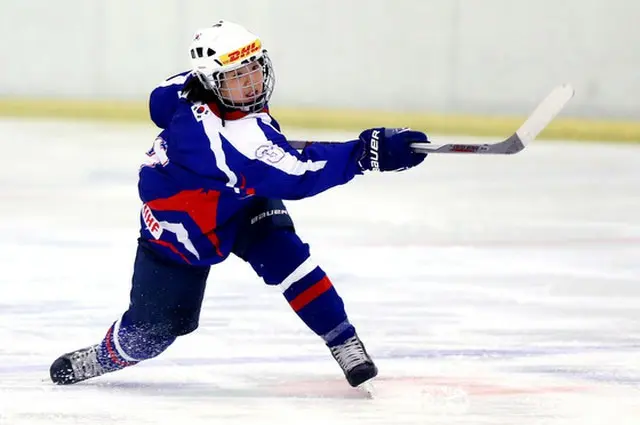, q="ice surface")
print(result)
[0,119,639,424]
